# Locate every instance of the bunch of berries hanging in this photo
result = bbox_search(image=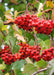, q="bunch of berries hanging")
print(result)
[15,42,54,62]
[42,47,54,61]
[0,45,16,65]
[0,45,12,58]
[15,42,41,62]
[15,14,54,35]
[2,53,16,65]
[0,44,54,65]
